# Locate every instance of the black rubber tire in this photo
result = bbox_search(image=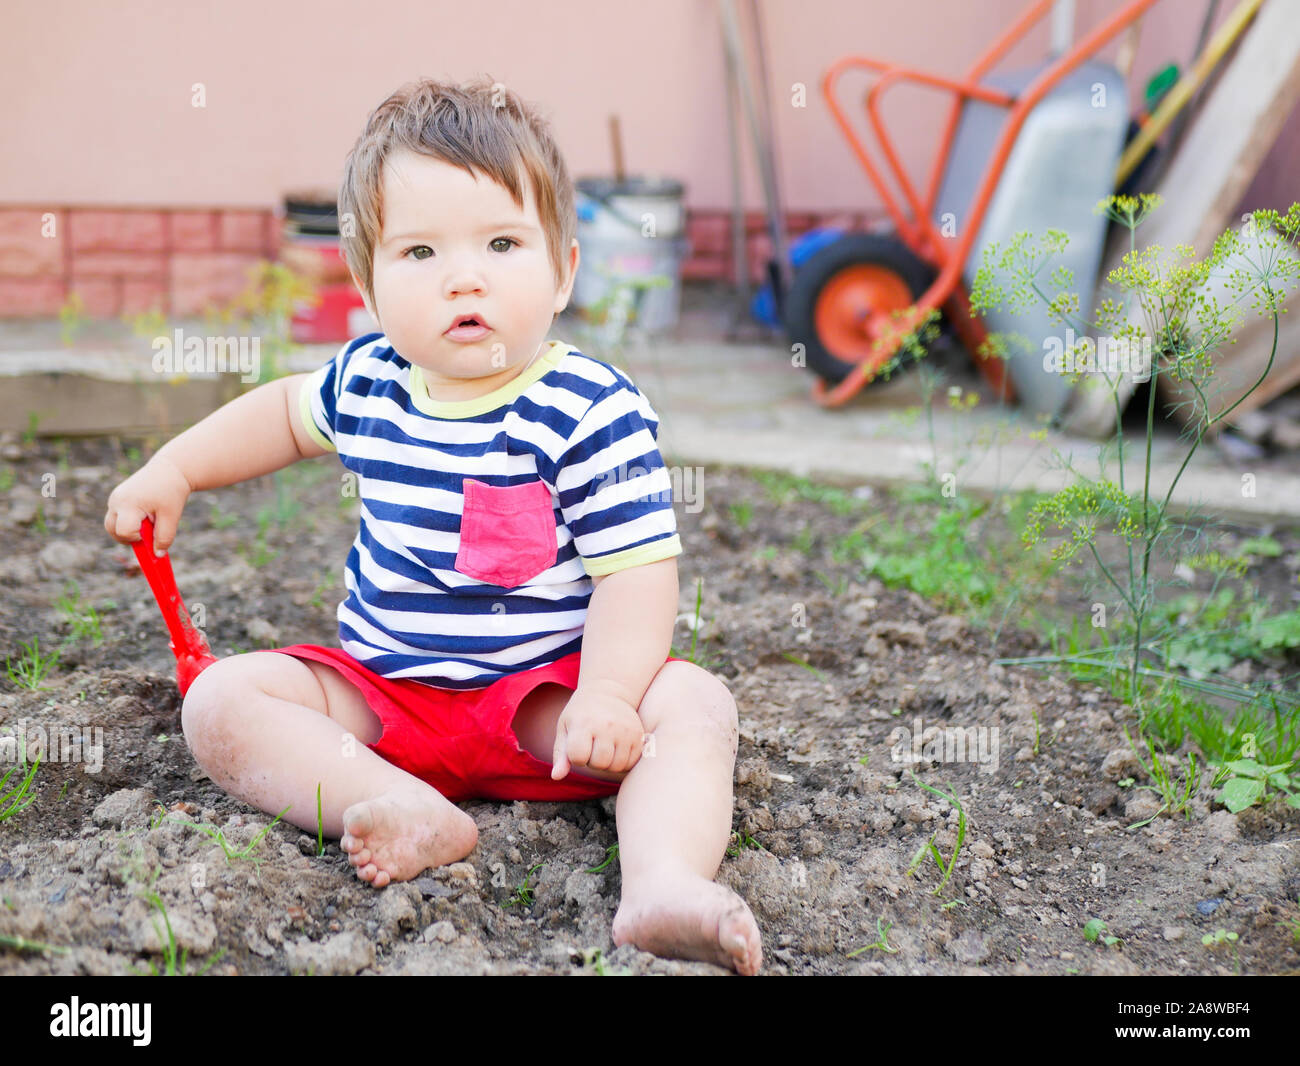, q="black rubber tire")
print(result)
[783,233,935,386]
